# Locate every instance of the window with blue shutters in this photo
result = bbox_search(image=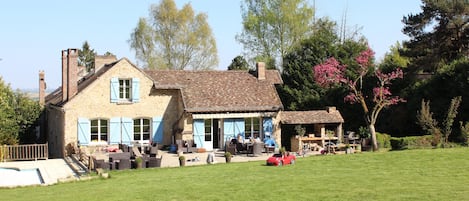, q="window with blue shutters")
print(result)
[78,118,109,145]
[90,119,109,143]
[80,117,150,146]
[110,77,140,103]
[134,118,151,142]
